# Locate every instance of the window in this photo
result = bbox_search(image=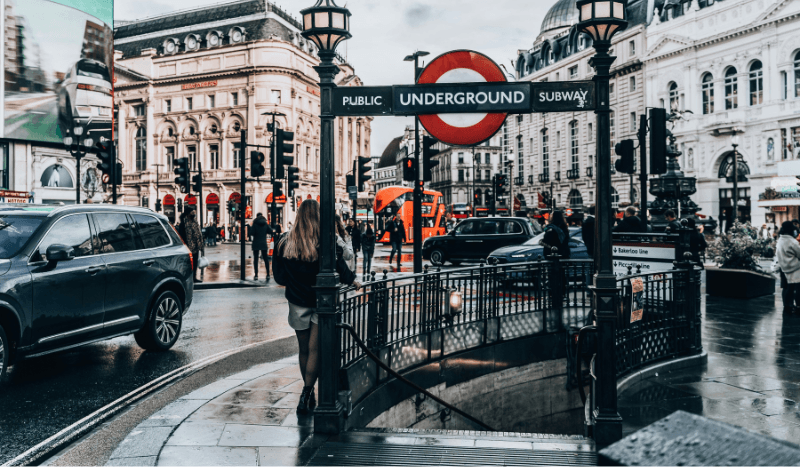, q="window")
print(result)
[135,127,147,172]
[166,146,175,172]
[556,131,561,148]
[458,169,464,182]
[231,92,239,106]
[455,221,476,235]
[542,128,549,175]
[610,82,615,96]
[485,153,490,164]
[187,145,197,170]
[568,189,583,208]
[569,65,578,79]
[794,51,800,98]
[629,40,635,56]
[588,122,593,140]
[208,95,215,108]
[548,49,554,64]
[186,97,193,110]
[132,215,171,249]
[782,71,788,100]
[165,99,171,112]
[93,213,137,254]
[502,220,523,234]
[629,76,636,92]
[485,169,491,180]
[517,135,523,158]
[233,143,241,169]
[749,61,763,106]
[579,34,586,51]
[458,153,464,164]
[724,67,738,109]
[134,105,145,117]
[569,120,579,170]
[209,144,219,170]
[556,72,560,81]
[475,170,481,181]
[669,82,679,111]
[271,90,282,104]
[702,73,714,114]
[611,188,619,209]
[37,214,94,259]
[630,112,636,132]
